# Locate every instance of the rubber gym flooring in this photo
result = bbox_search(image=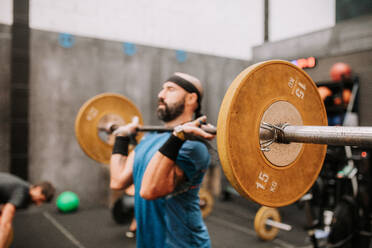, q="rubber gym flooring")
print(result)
[12,195,315,248]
